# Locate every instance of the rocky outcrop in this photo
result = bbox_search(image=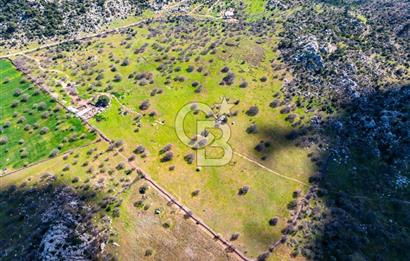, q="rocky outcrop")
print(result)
[0,0,185,47]
[0,183,110,260]
[294,37,324,72]
[38,186,109,260]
